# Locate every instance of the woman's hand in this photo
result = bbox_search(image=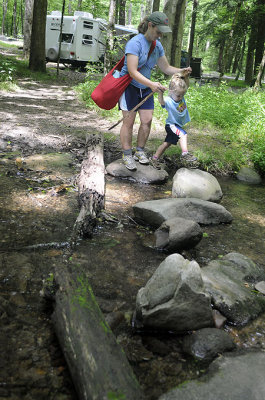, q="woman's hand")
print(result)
[149,81,167,93]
